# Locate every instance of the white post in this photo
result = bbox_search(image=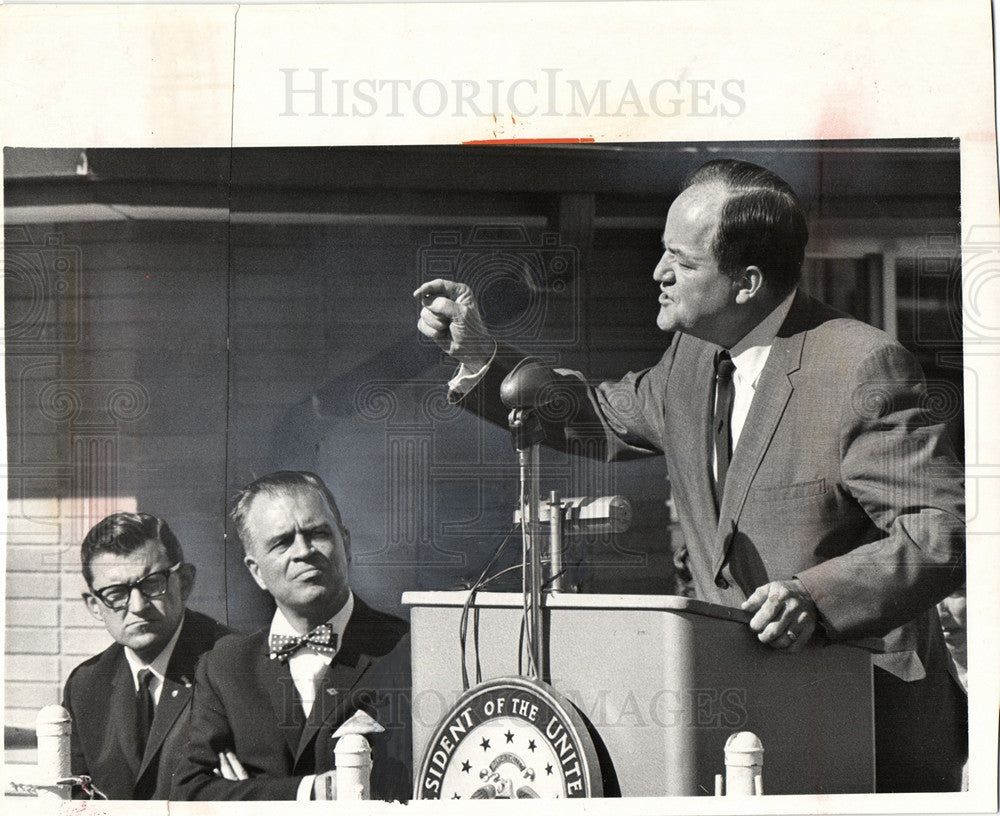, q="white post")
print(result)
[724,731,764,796]
[35,705,72,803]
[334,734,372,800]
